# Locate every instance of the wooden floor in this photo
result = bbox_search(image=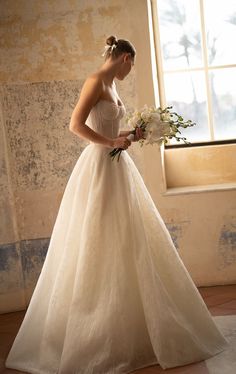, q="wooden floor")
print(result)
[1,284,236,374]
